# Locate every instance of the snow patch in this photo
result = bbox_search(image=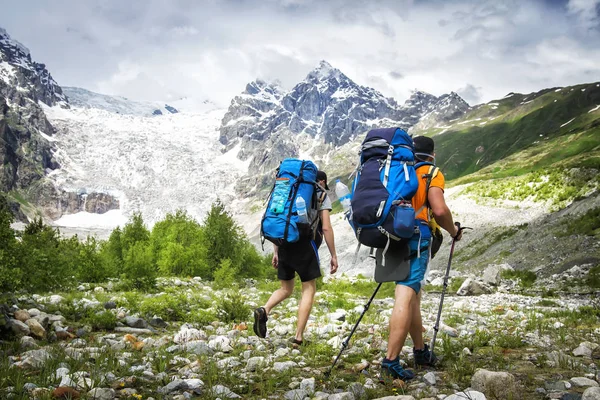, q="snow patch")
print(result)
[54,209,128,229]
[588,105,600,113]
[560,118,576,128]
